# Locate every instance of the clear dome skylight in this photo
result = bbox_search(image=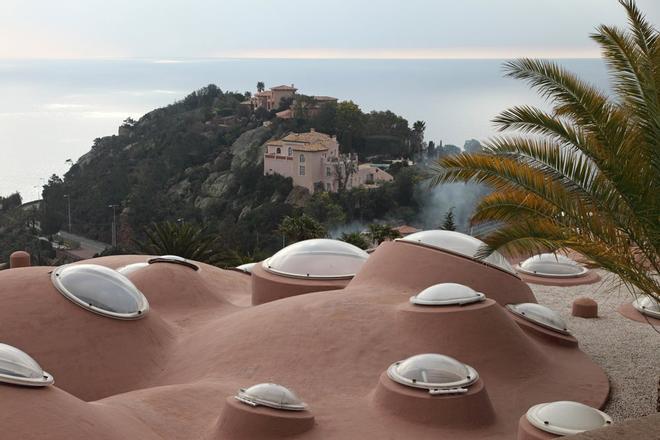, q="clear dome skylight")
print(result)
[410,283,486,306]
[235,262,257,274]
[526,401,612,436]
[387,353,479,394]
[517,253,588,278]
[148,255,199,270]
[632,295,660,319]
[235,383,308,411]
[399,230,516,274]
[51,264,150,320]
[263,239,369,279]
[116,262,149,276]
[506,303,569,334]
[0,343,54,387]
